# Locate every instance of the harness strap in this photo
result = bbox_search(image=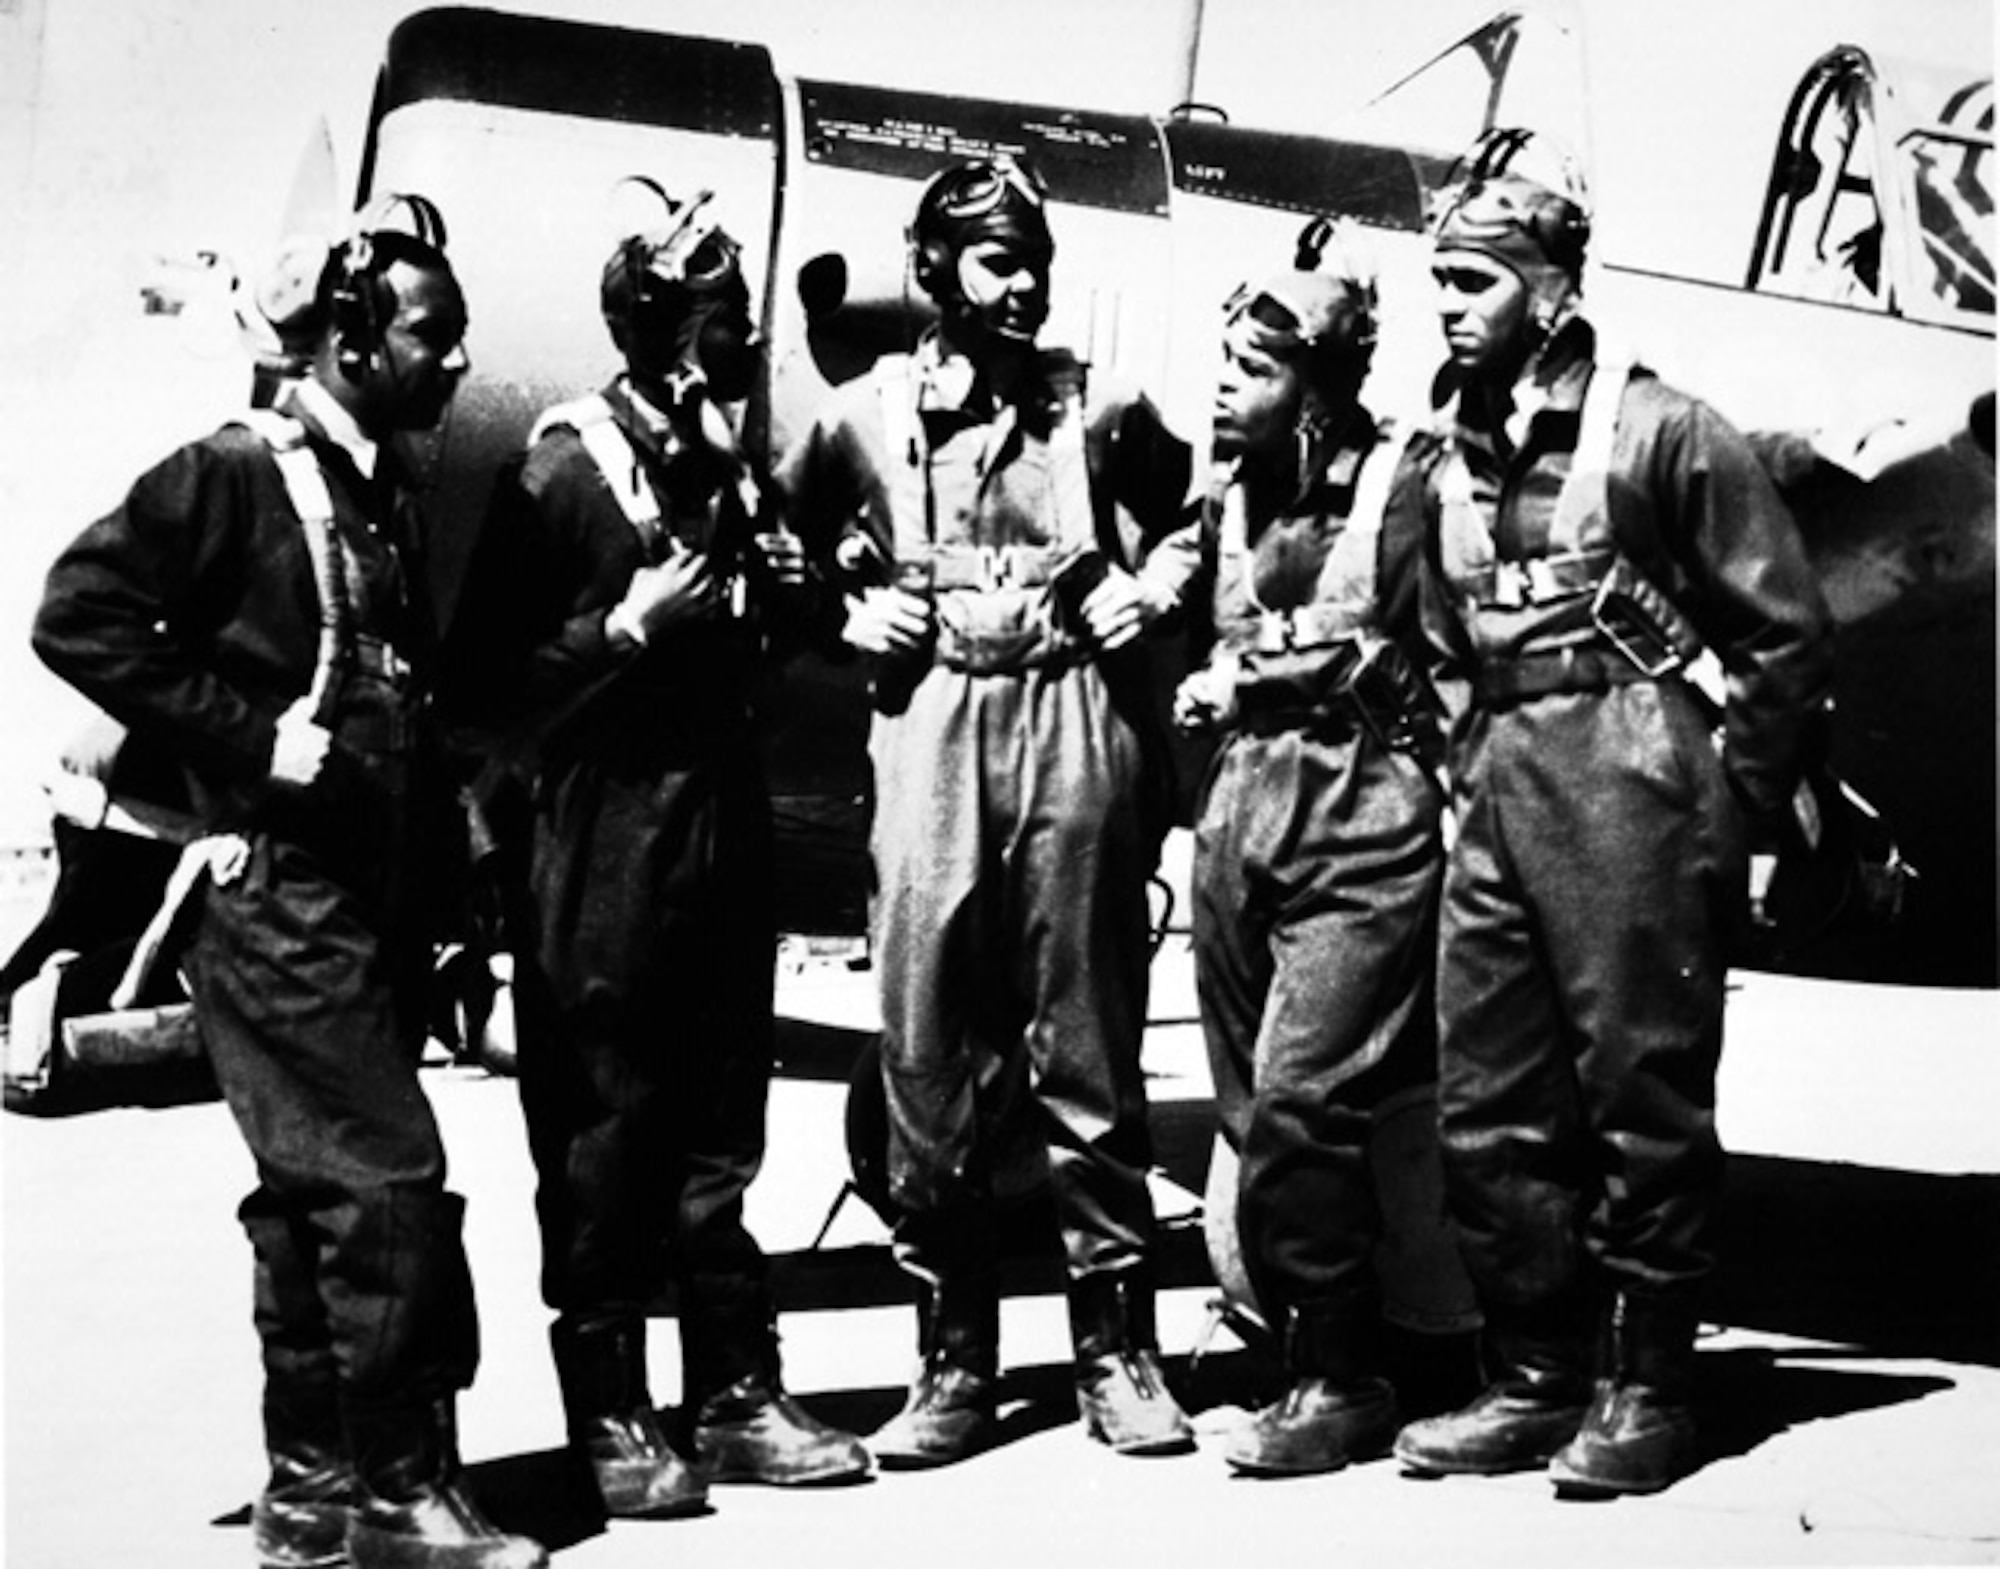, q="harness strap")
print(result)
[530,394,668,556]
[874,349,1096,585]
[1474,646,1653,706]
[1455,545,1616,609]
[1221,599,1372,656]
[1551,351,1627,549]
[103,407,341,1012]
[1216,426,1407,657]
[1446,354,1707,683]
[235,408,347,724]
[1344,423,1404,567]
[925,543,1067,590]
[875,355,926,564]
